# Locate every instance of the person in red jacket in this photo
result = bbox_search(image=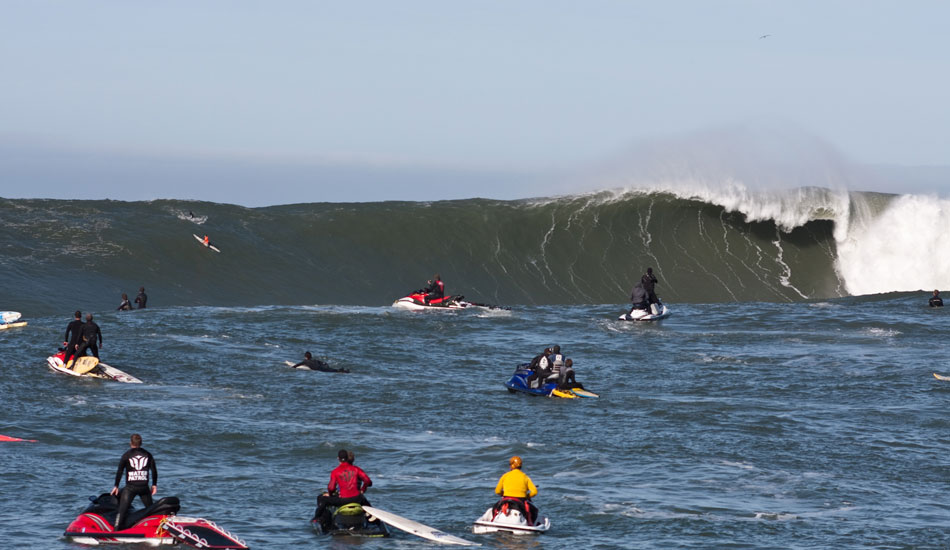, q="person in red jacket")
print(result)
[312,449,373,529]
